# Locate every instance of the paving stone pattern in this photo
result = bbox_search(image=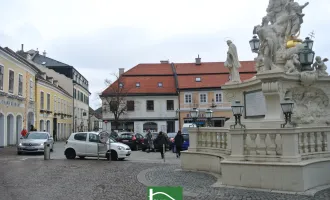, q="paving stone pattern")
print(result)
[141,165,330,200]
